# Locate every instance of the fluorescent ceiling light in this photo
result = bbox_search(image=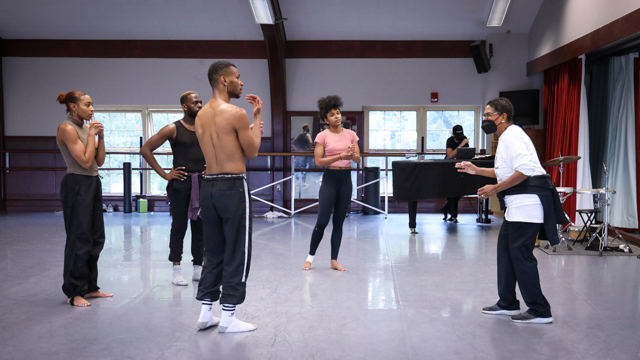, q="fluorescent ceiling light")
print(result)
[249,0,274,24]
[486,0,511,26]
